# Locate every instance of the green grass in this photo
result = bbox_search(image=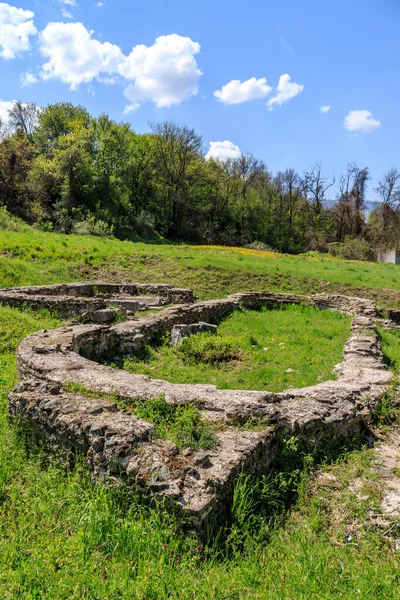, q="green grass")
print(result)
[2,228,400,597]
[121,306,351,392]
[133,395,217,450]
[2,228,400,307]
[378,328,400,373]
